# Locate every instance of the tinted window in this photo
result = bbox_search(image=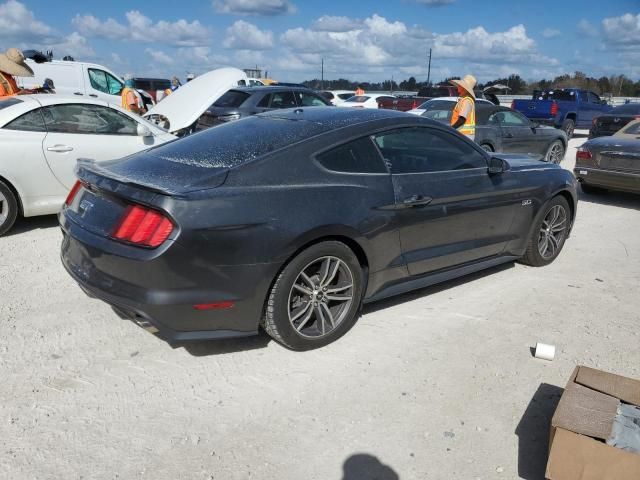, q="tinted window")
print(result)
[257,94,272,108]
[345,96,369,103]
[42,104,138,135]
[537,90,576,102]
[317,137,387,174]
[588,92,600,104]
[621,121,640,135]
[135,80,152,90]
[492,110,529,127]
[214,90,251,108]
[0,98,23,110]
[88,69,122,95]
[270,91,296,108]
[338,93,354,100]
[295,91,330,107]
[320,92,334,99]
[418,99,456,111]
[373,127,486,174]
[611,103,640,114]
[3,108,46,132]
